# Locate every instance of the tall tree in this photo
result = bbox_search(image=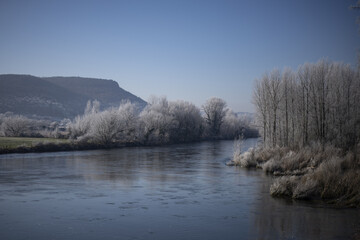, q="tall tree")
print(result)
[265,69,282,147]
[202,97,227,138]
